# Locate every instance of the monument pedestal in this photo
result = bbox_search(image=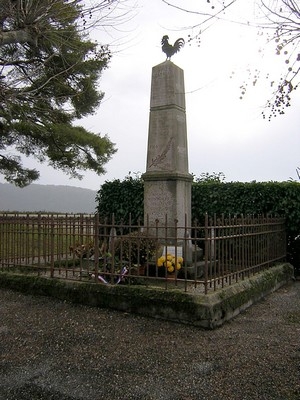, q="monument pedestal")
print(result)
[143,172,192,240]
